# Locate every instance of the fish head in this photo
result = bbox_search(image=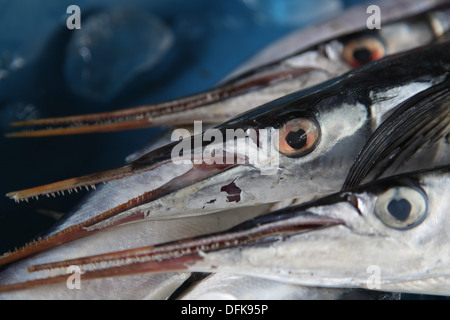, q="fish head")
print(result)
[157,166,449,295]
[214,166,450,295]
